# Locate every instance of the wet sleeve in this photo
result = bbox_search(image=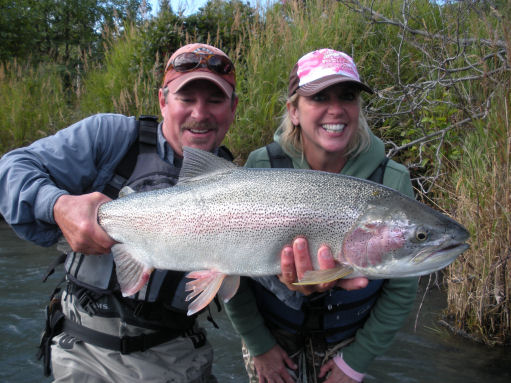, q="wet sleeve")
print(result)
[0,114,136,246]
[341,277,418,373]
[224,277,277,356]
